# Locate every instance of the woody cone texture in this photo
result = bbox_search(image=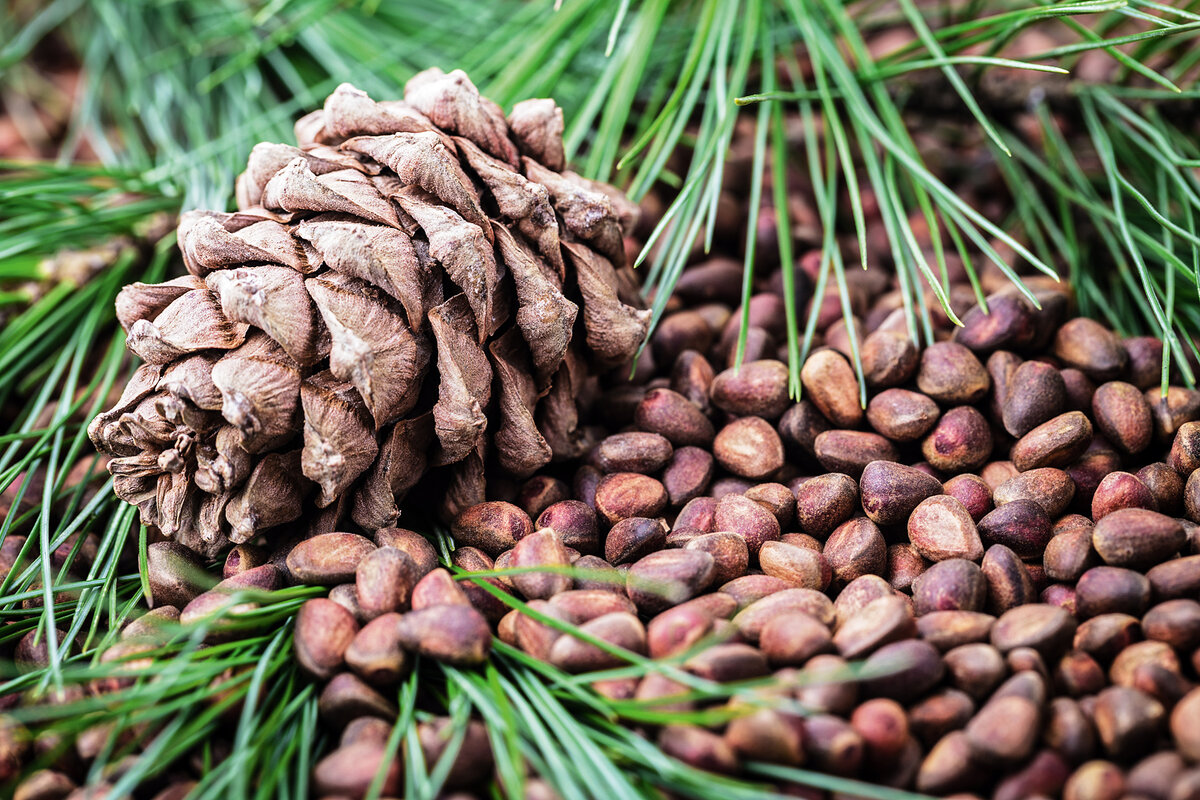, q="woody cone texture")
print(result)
[89,69,648,557]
